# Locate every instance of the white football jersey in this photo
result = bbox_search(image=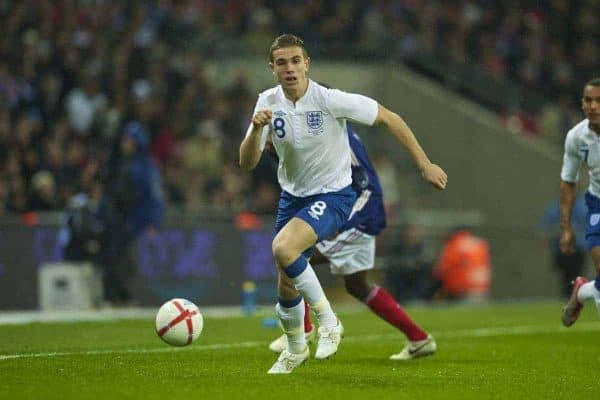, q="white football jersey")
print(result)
[561,119,600,197]
[246,80,379,197]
